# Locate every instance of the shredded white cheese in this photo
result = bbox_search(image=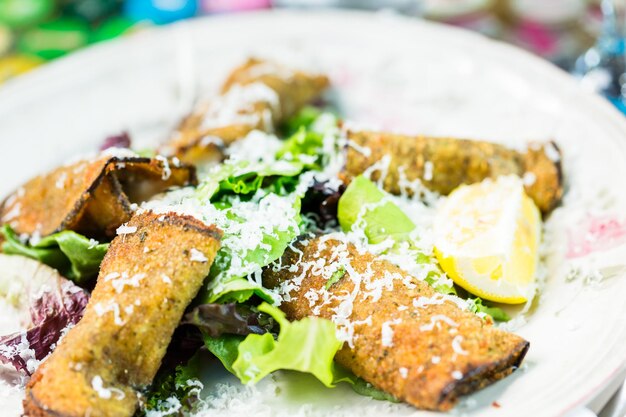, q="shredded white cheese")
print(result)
[91,376,125,400]
[381,319,402,347]
[116,224,137,235]
[451,335,469,356]
[190,248,208,263]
